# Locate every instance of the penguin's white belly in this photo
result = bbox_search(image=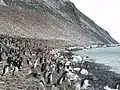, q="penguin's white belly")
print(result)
[5,67,9,75]
[52,86,58,90]
[75,84,80,90]
[80,69,88,75]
